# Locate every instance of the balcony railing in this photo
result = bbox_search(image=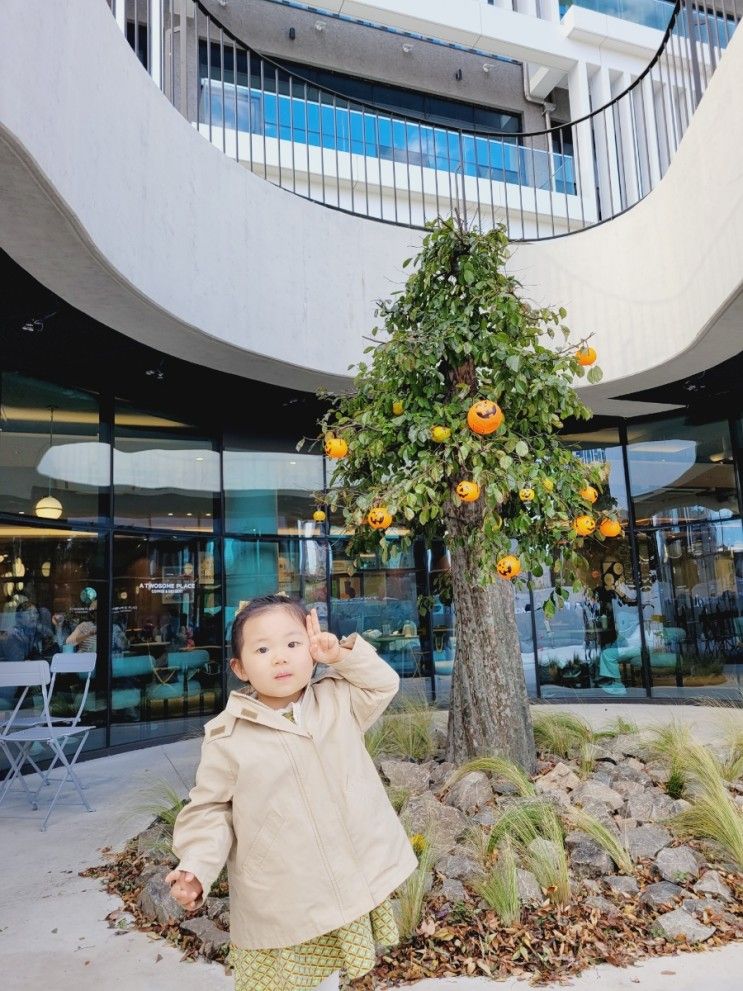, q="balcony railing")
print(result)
[107,0,737,240]
[559,0,736,43]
